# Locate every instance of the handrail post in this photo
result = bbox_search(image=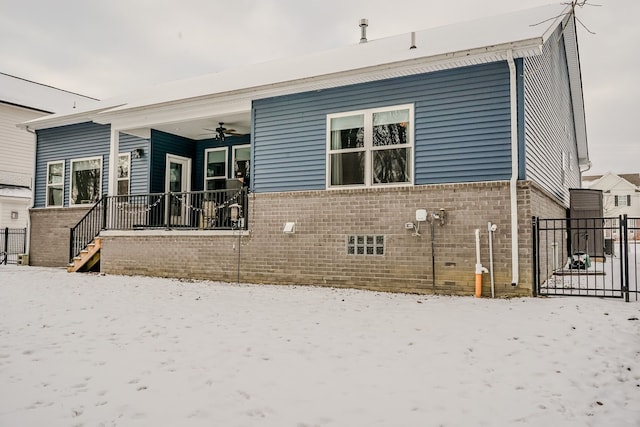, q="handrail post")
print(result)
[165,193,171,229]
[69,227,74,263]
[102,196,108,230]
